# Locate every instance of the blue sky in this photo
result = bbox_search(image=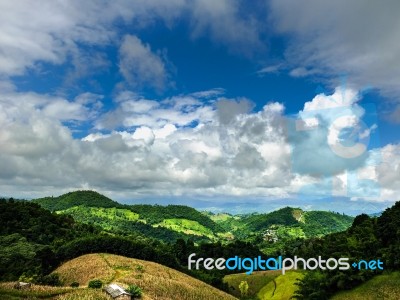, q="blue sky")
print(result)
[0,1,399,214]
